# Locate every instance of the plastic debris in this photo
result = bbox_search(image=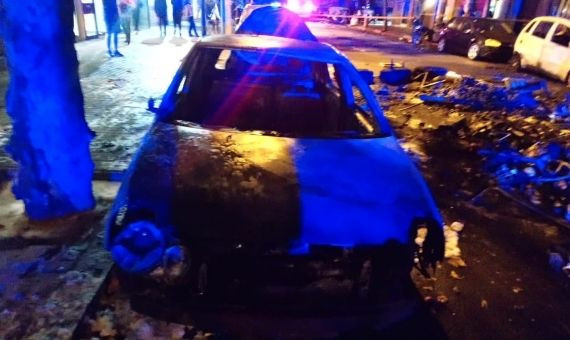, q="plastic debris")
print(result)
[379,61,412,86]
[481,142,570,222]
